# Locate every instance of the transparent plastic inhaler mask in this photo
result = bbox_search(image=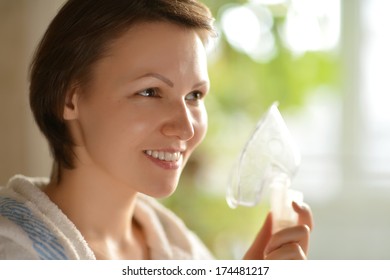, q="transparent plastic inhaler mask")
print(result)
[227,102,303,233]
